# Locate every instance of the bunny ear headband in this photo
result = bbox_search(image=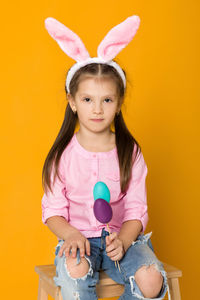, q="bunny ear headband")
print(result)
[44,15,140,93]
